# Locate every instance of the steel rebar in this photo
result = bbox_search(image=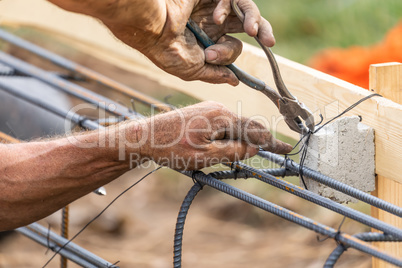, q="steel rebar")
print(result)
[208,168,297,179]
[324,232,402,268]
[185,171,402,267]
[0,78,101,130]
[61,206,70,268]
[17,223,118,268]
[258,150,402,217]
[0,28,170,112]
[173,183,203,268]
[0,51,138,119]
[227,161,402,240]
